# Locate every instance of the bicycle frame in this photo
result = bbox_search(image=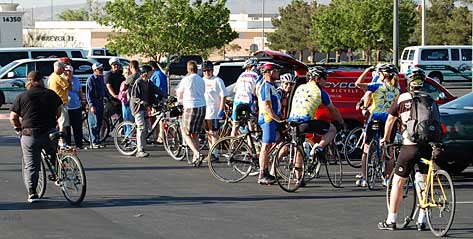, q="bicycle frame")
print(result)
[418,158,447,209]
